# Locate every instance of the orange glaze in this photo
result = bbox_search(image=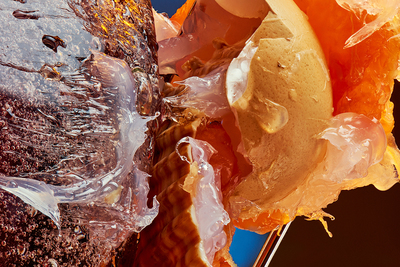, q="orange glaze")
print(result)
[294,0,400,134]
[233,210,290,234]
